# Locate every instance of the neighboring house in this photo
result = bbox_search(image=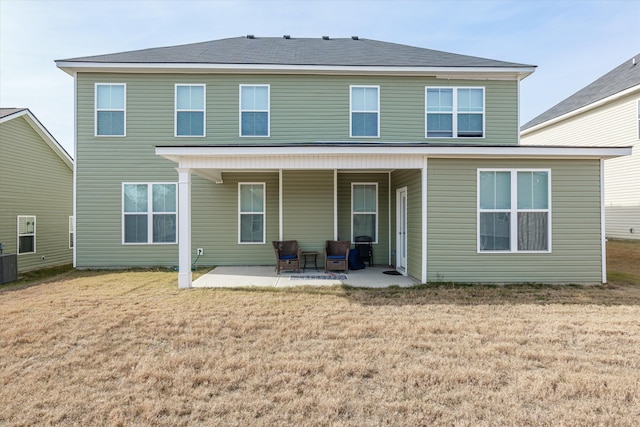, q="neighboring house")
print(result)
[55,36,629,288]
[522,54,639,240]
[0,108,73,273]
